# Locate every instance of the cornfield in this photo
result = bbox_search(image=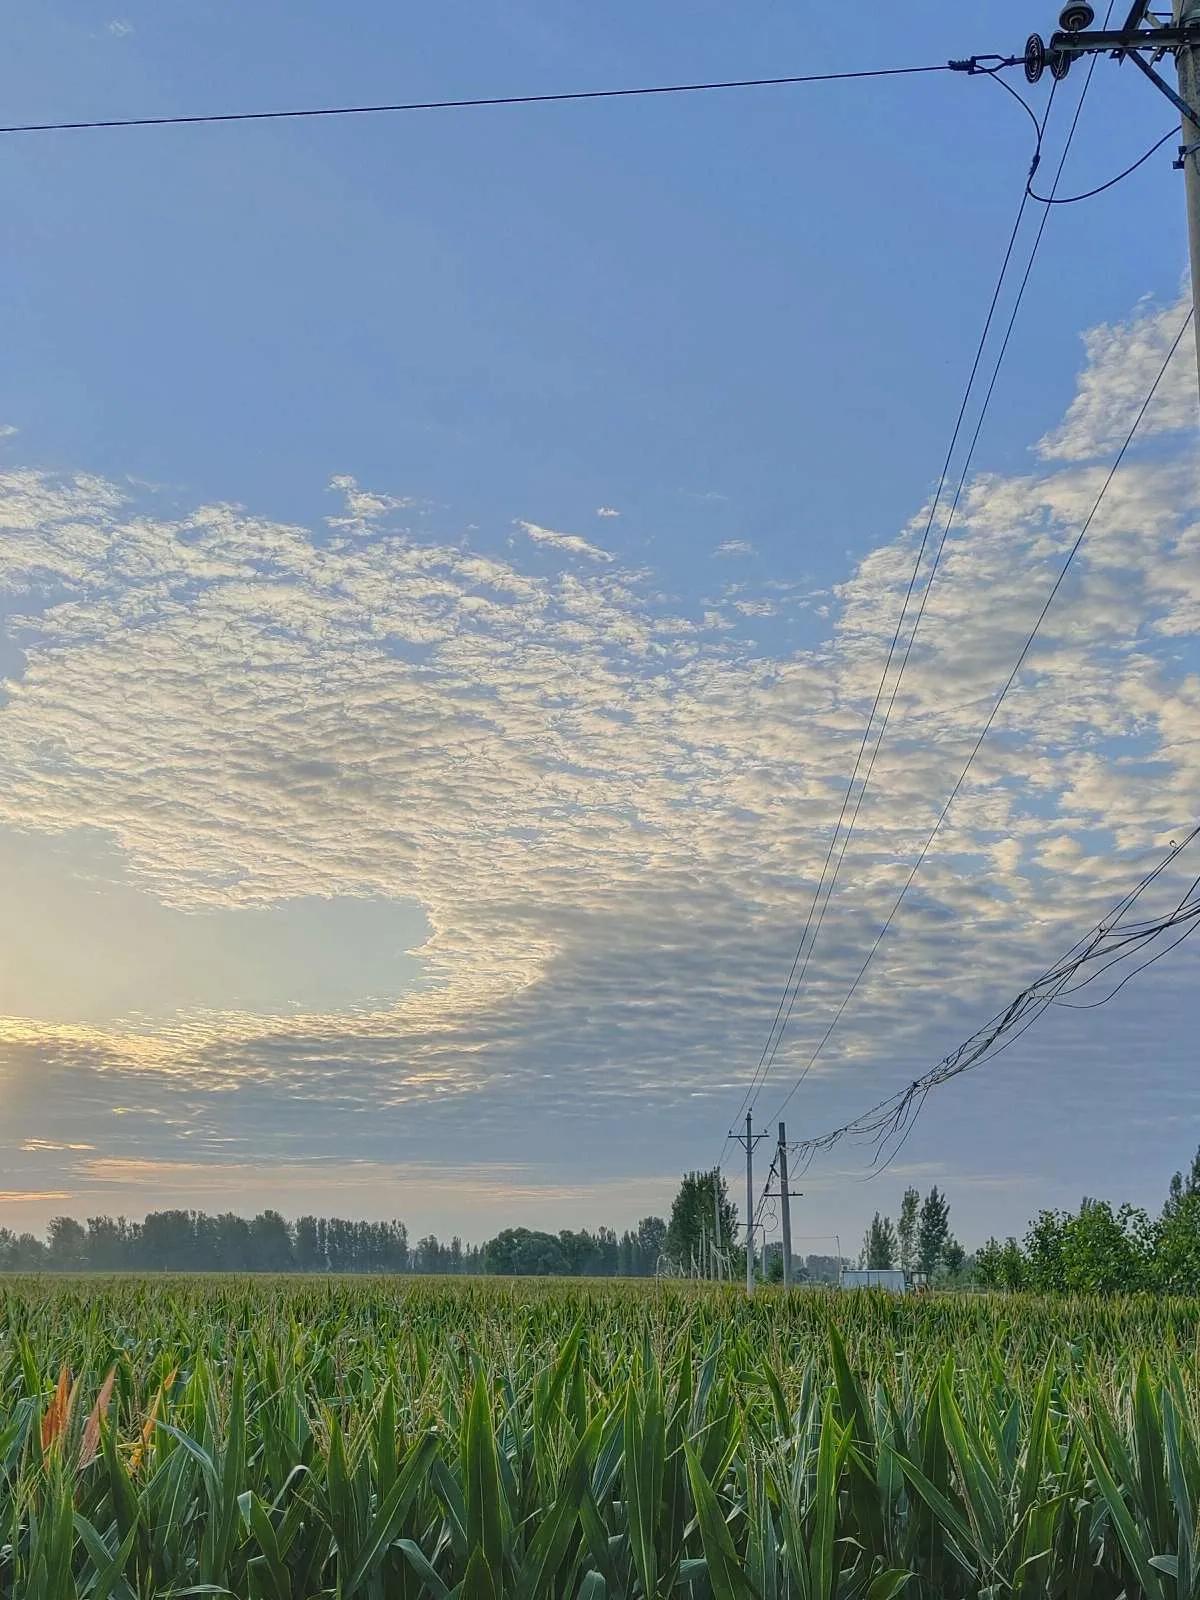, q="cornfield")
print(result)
[4,1277,1200,1598]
